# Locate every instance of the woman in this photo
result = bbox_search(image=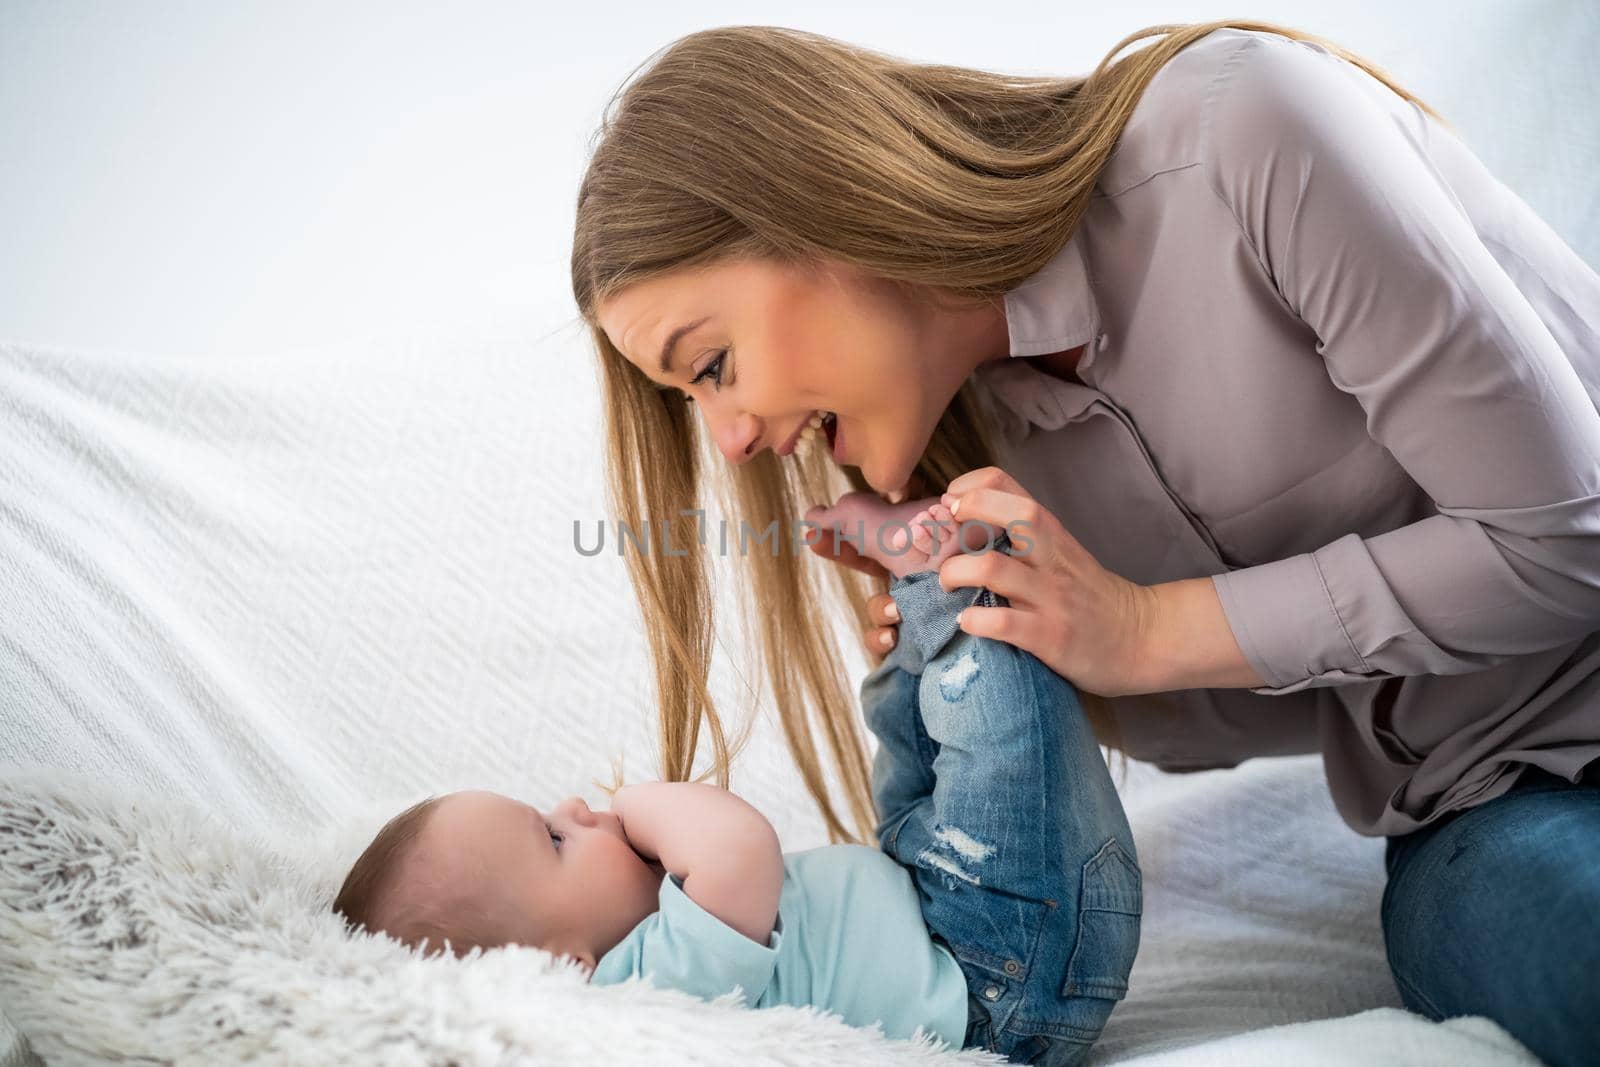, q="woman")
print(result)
[570,18,1600,1066]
